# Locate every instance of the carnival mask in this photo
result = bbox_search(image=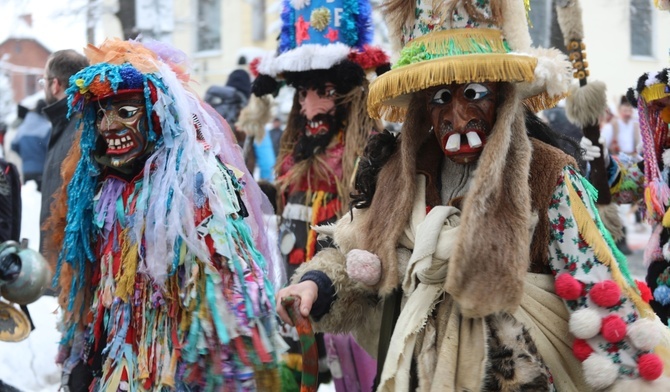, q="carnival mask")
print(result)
[427,82,499,164]
[94,92,150,169]
[298,83,337,137]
